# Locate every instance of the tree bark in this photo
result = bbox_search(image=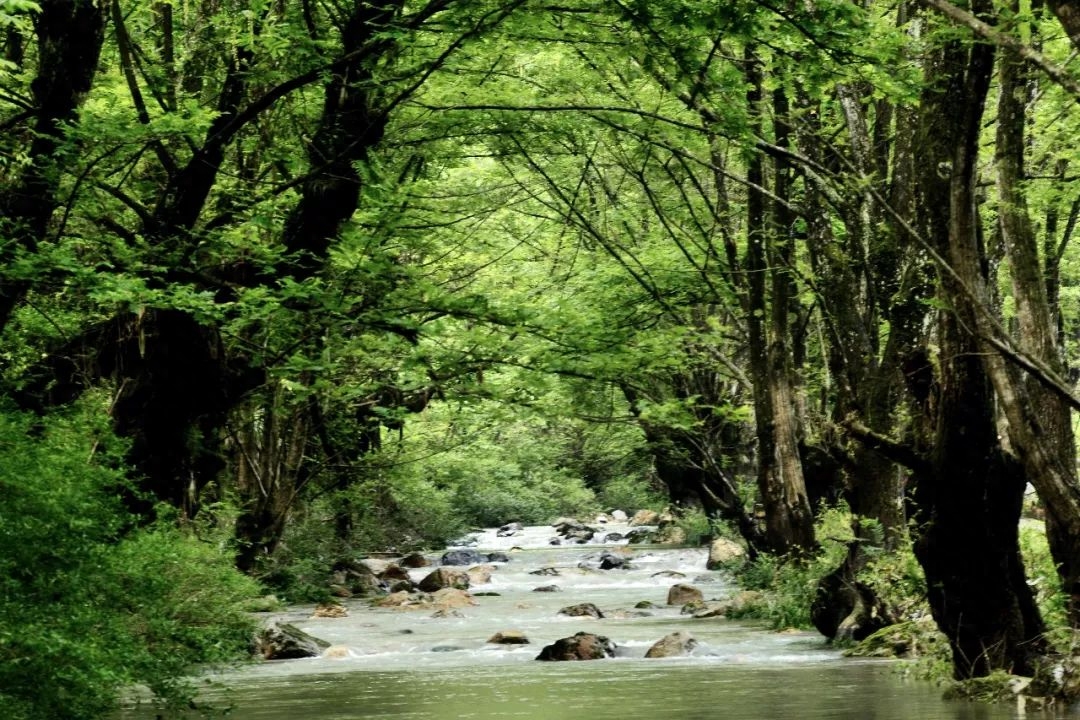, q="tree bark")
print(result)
[994,22,1080,627]
[912,7,1047,676]
[744,50,815,556]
